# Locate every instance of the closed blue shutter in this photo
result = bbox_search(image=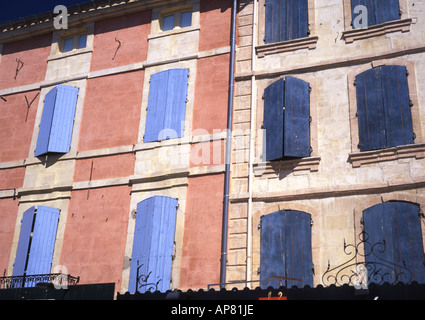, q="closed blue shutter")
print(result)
[48,85,79,154]
[144,69,189,143]
[35,85,78,156]
[381,65,414,148]
[129,196,178,293]
[25,206,60,278]
[263,79,284,161]
[12,207,36,282]
[35,88,57,157]
[260,210,313,289]
[356,68,387,151]
[265,0,308,44]
[363,202,425,284]
[284,76,310,158]
[374,0,400,25]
